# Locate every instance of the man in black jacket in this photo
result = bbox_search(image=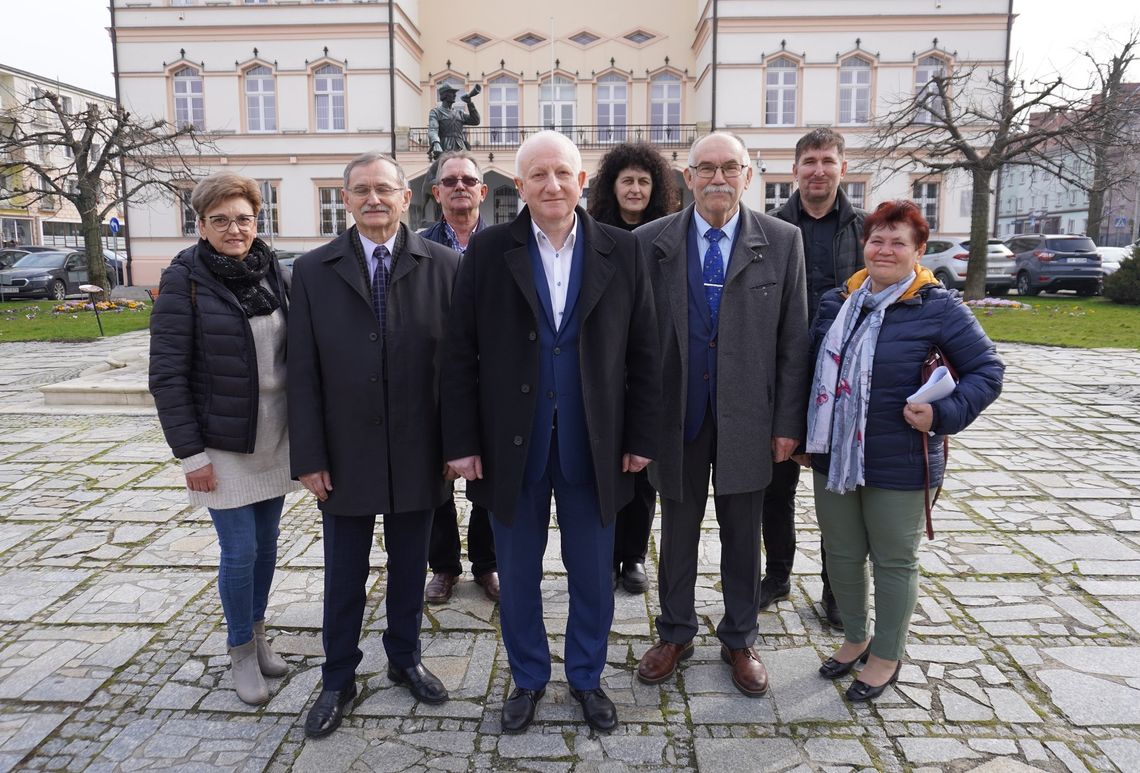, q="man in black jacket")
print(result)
[288,152,460,738]
[765,128,866,629]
